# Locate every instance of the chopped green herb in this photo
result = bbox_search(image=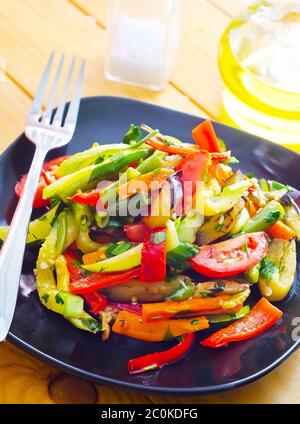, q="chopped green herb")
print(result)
[38,215,47,222]
[191,319,200,325]
[71,259,83,268]
[55,293,65,305]
[265,210,281,224]
[246,172,254,179]
[243,242,249,253]
[41,293,49,303]
[260,257,277,281]
[214,223,223,232]
[122,124,142,145]
[80,318,102,333]
[210,281,226,293]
